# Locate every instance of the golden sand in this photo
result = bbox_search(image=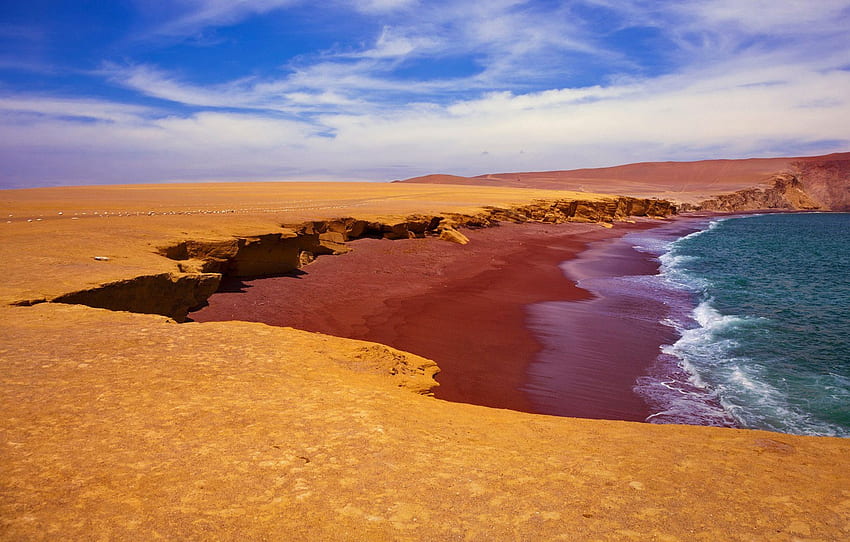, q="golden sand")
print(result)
[0,182,607,305]
[1,182,848,540]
